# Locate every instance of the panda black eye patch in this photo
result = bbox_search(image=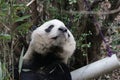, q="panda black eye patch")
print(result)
[45,25,54,33]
